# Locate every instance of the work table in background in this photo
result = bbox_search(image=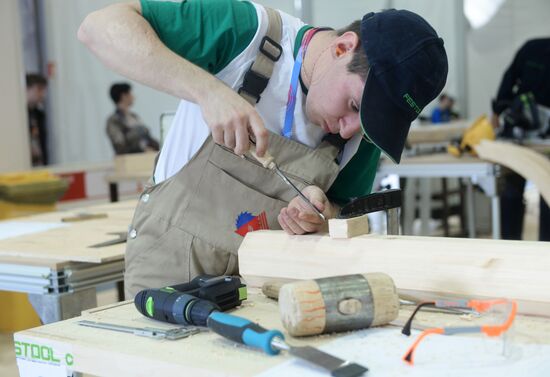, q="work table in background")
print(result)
[0,200,135,323]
